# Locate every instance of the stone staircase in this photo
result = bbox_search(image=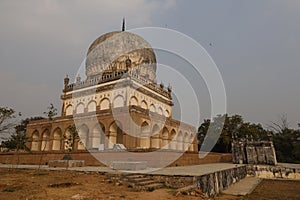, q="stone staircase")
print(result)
[105,173,164,191]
